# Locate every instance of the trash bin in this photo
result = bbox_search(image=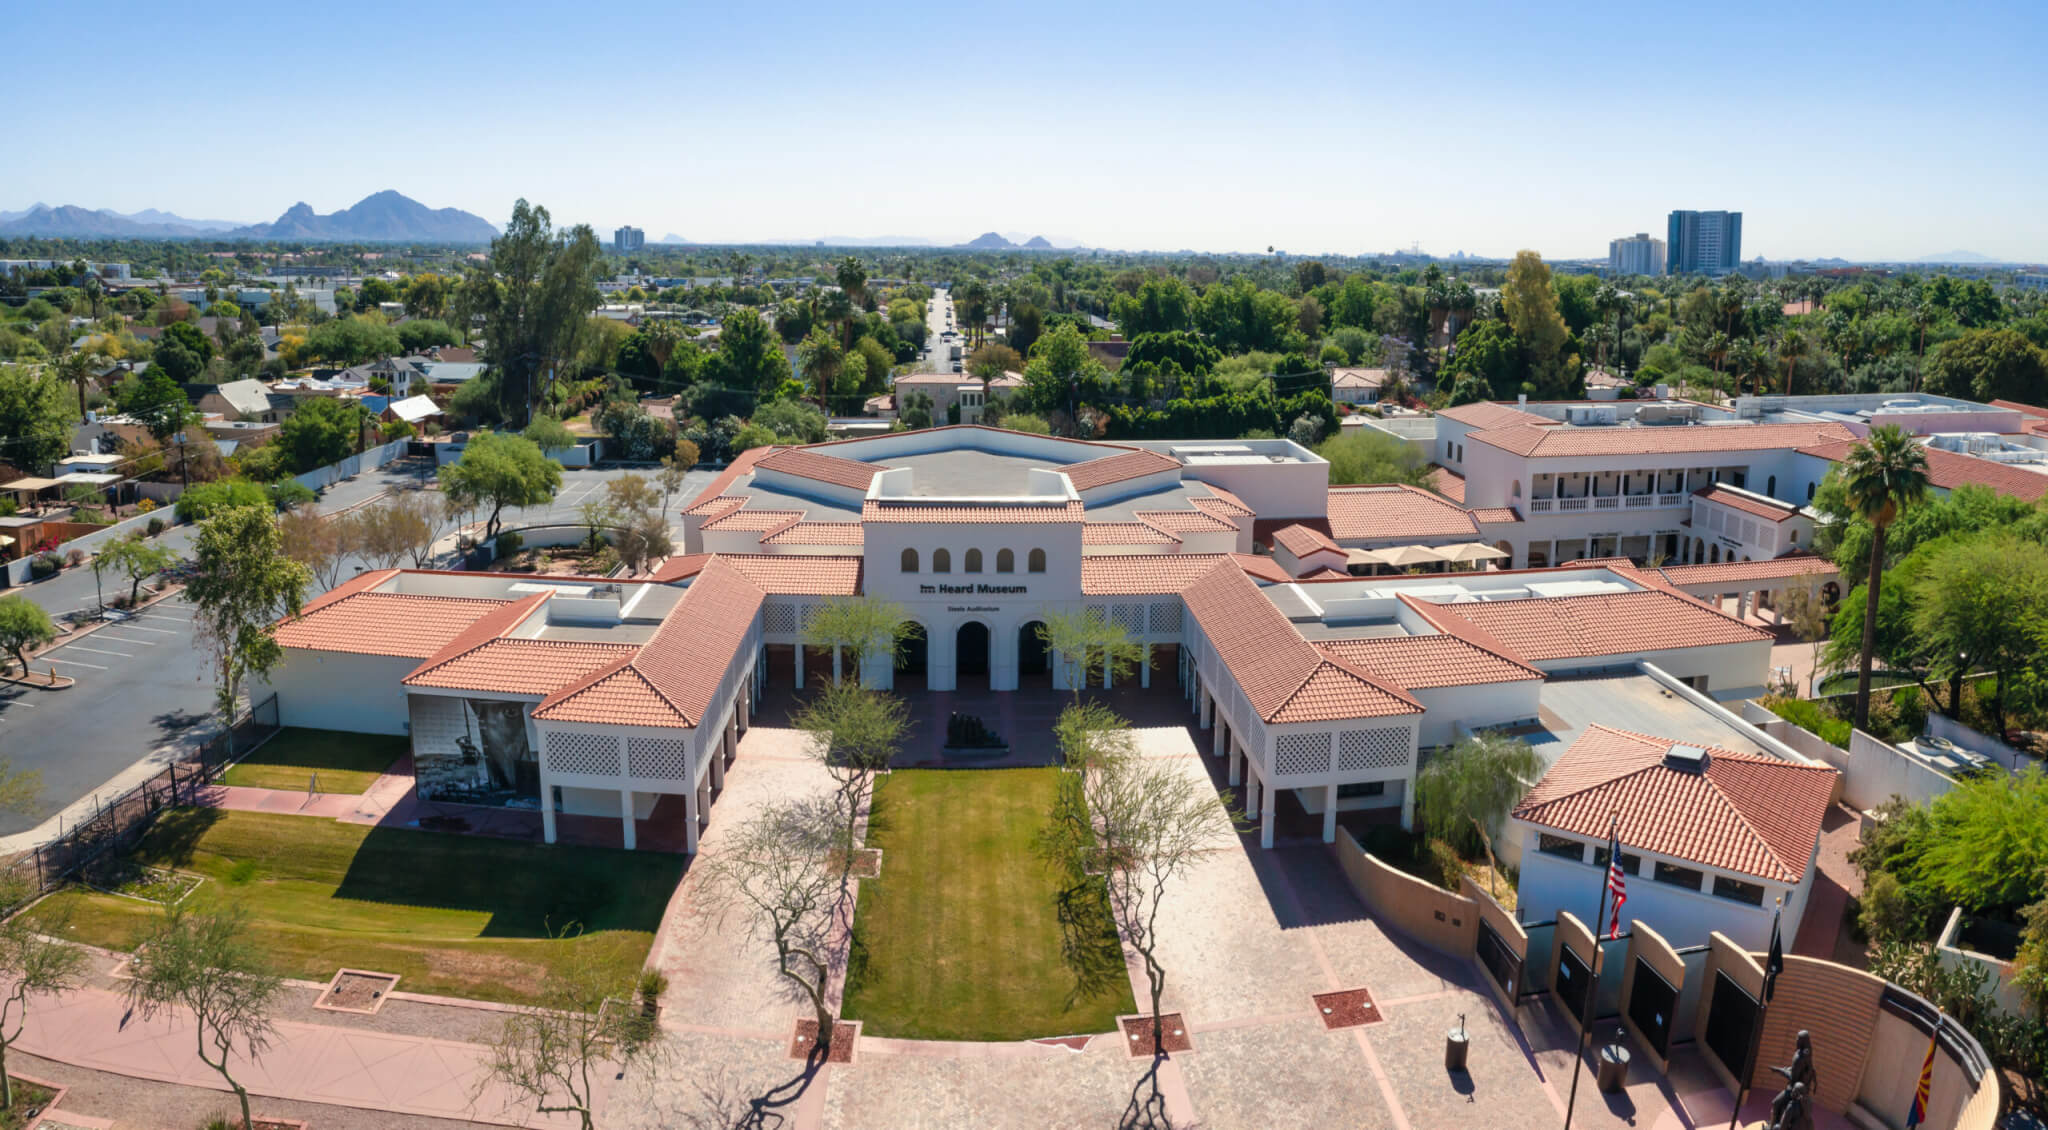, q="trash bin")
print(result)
[1444,1026,1469,1071]
[1596,1043,1630,1092]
